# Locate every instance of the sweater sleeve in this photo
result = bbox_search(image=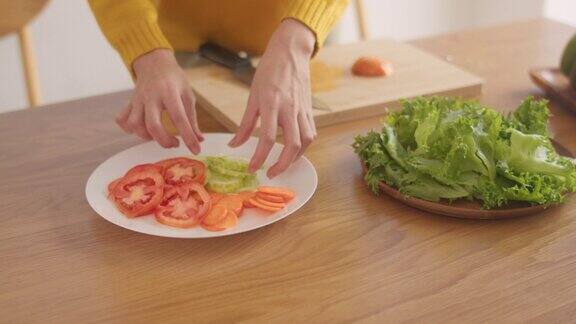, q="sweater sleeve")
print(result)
[285,0,349,53]
[88,0,173,74]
